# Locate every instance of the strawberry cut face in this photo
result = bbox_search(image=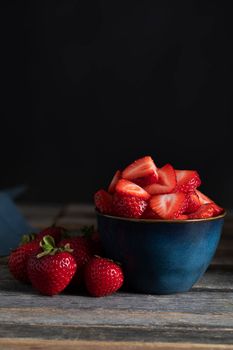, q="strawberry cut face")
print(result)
[150,192,187,219]
[108,170,121,193]
[195,190,213,205]
[115,179,150,200]
[175,170,201,192]
[185,192,201,214]
[133,173,158,188]
[145,164,176,195]
[122,156,158,182]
